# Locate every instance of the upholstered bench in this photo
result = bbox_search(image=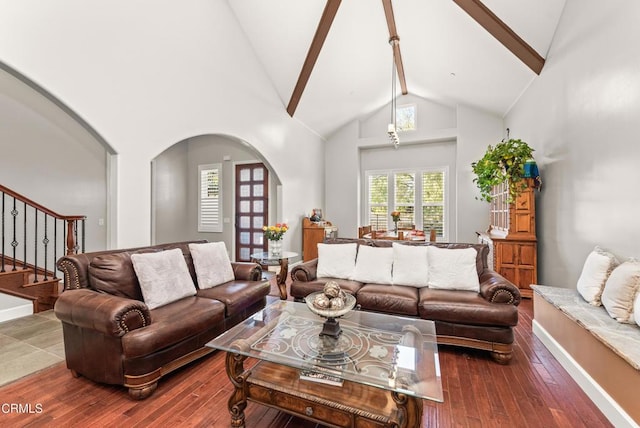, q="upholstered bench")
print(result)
[532,285,640,427]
